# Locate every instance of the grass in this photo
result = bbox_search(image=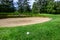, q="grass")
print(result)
[0,14,60,40]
